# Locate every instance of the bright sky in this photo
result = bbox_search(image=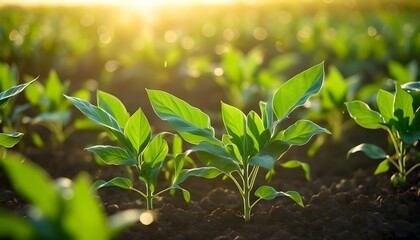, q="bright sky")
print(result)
[1,0,250,6]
